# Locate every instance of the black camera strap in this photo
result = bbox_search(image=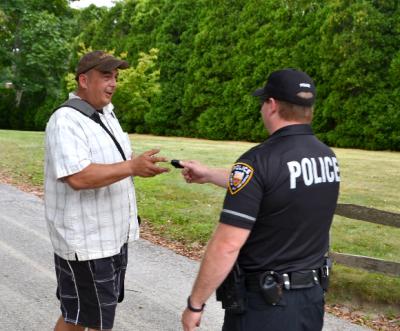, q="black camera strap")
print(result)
[57,98,126,161]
